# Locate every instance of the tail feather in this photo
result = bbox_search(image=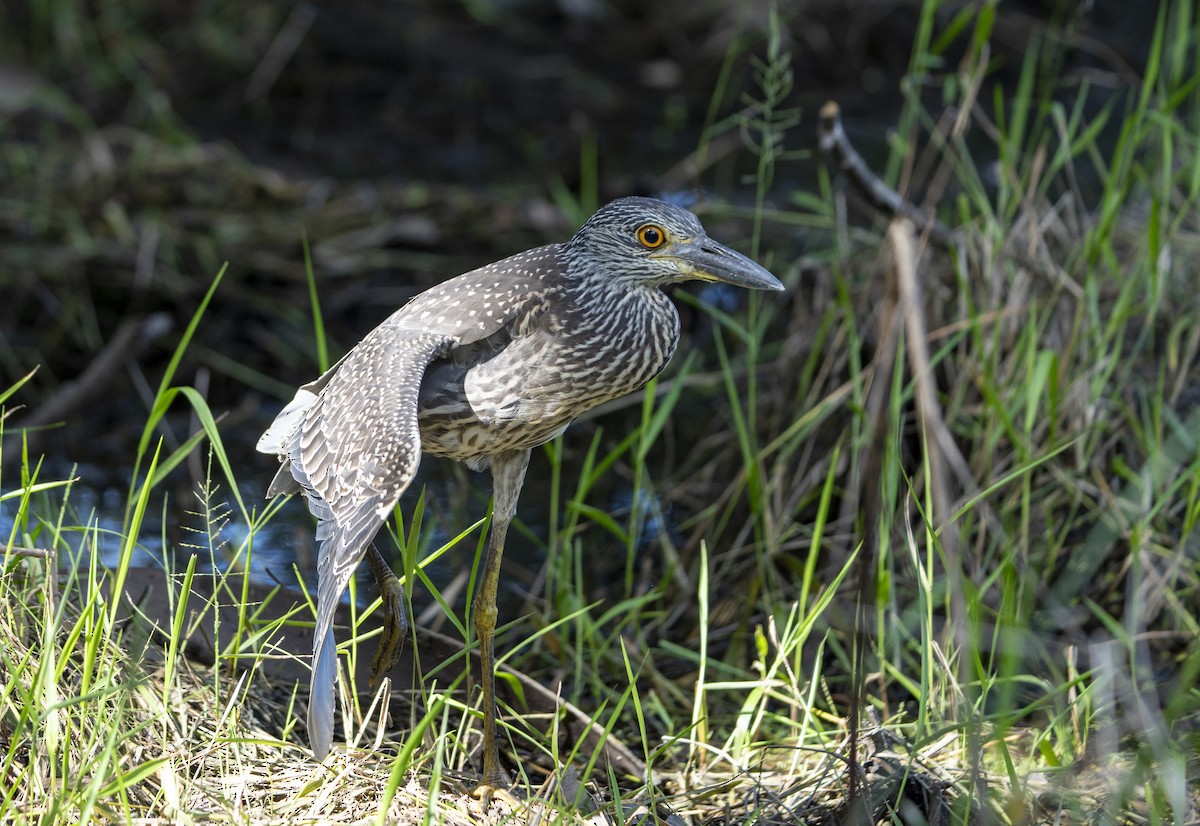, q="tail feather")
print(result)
[305,519,380,758]
[308,625,337,761]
